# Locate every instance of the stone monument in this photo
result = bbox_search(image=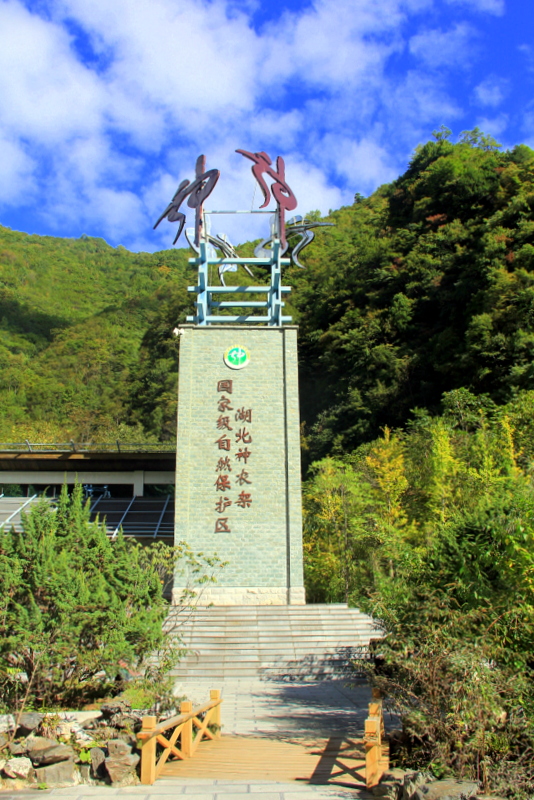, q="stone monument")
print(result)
[154,150,331,605]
